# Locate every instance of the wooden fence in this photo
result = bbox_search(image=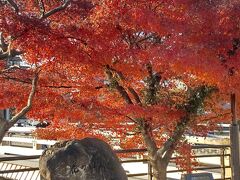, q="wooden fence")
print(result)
[0,144,231,180]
